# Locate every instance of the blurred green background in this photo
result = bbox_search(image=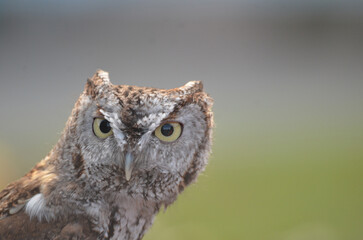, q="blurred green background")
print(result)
[0,1,362,239]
